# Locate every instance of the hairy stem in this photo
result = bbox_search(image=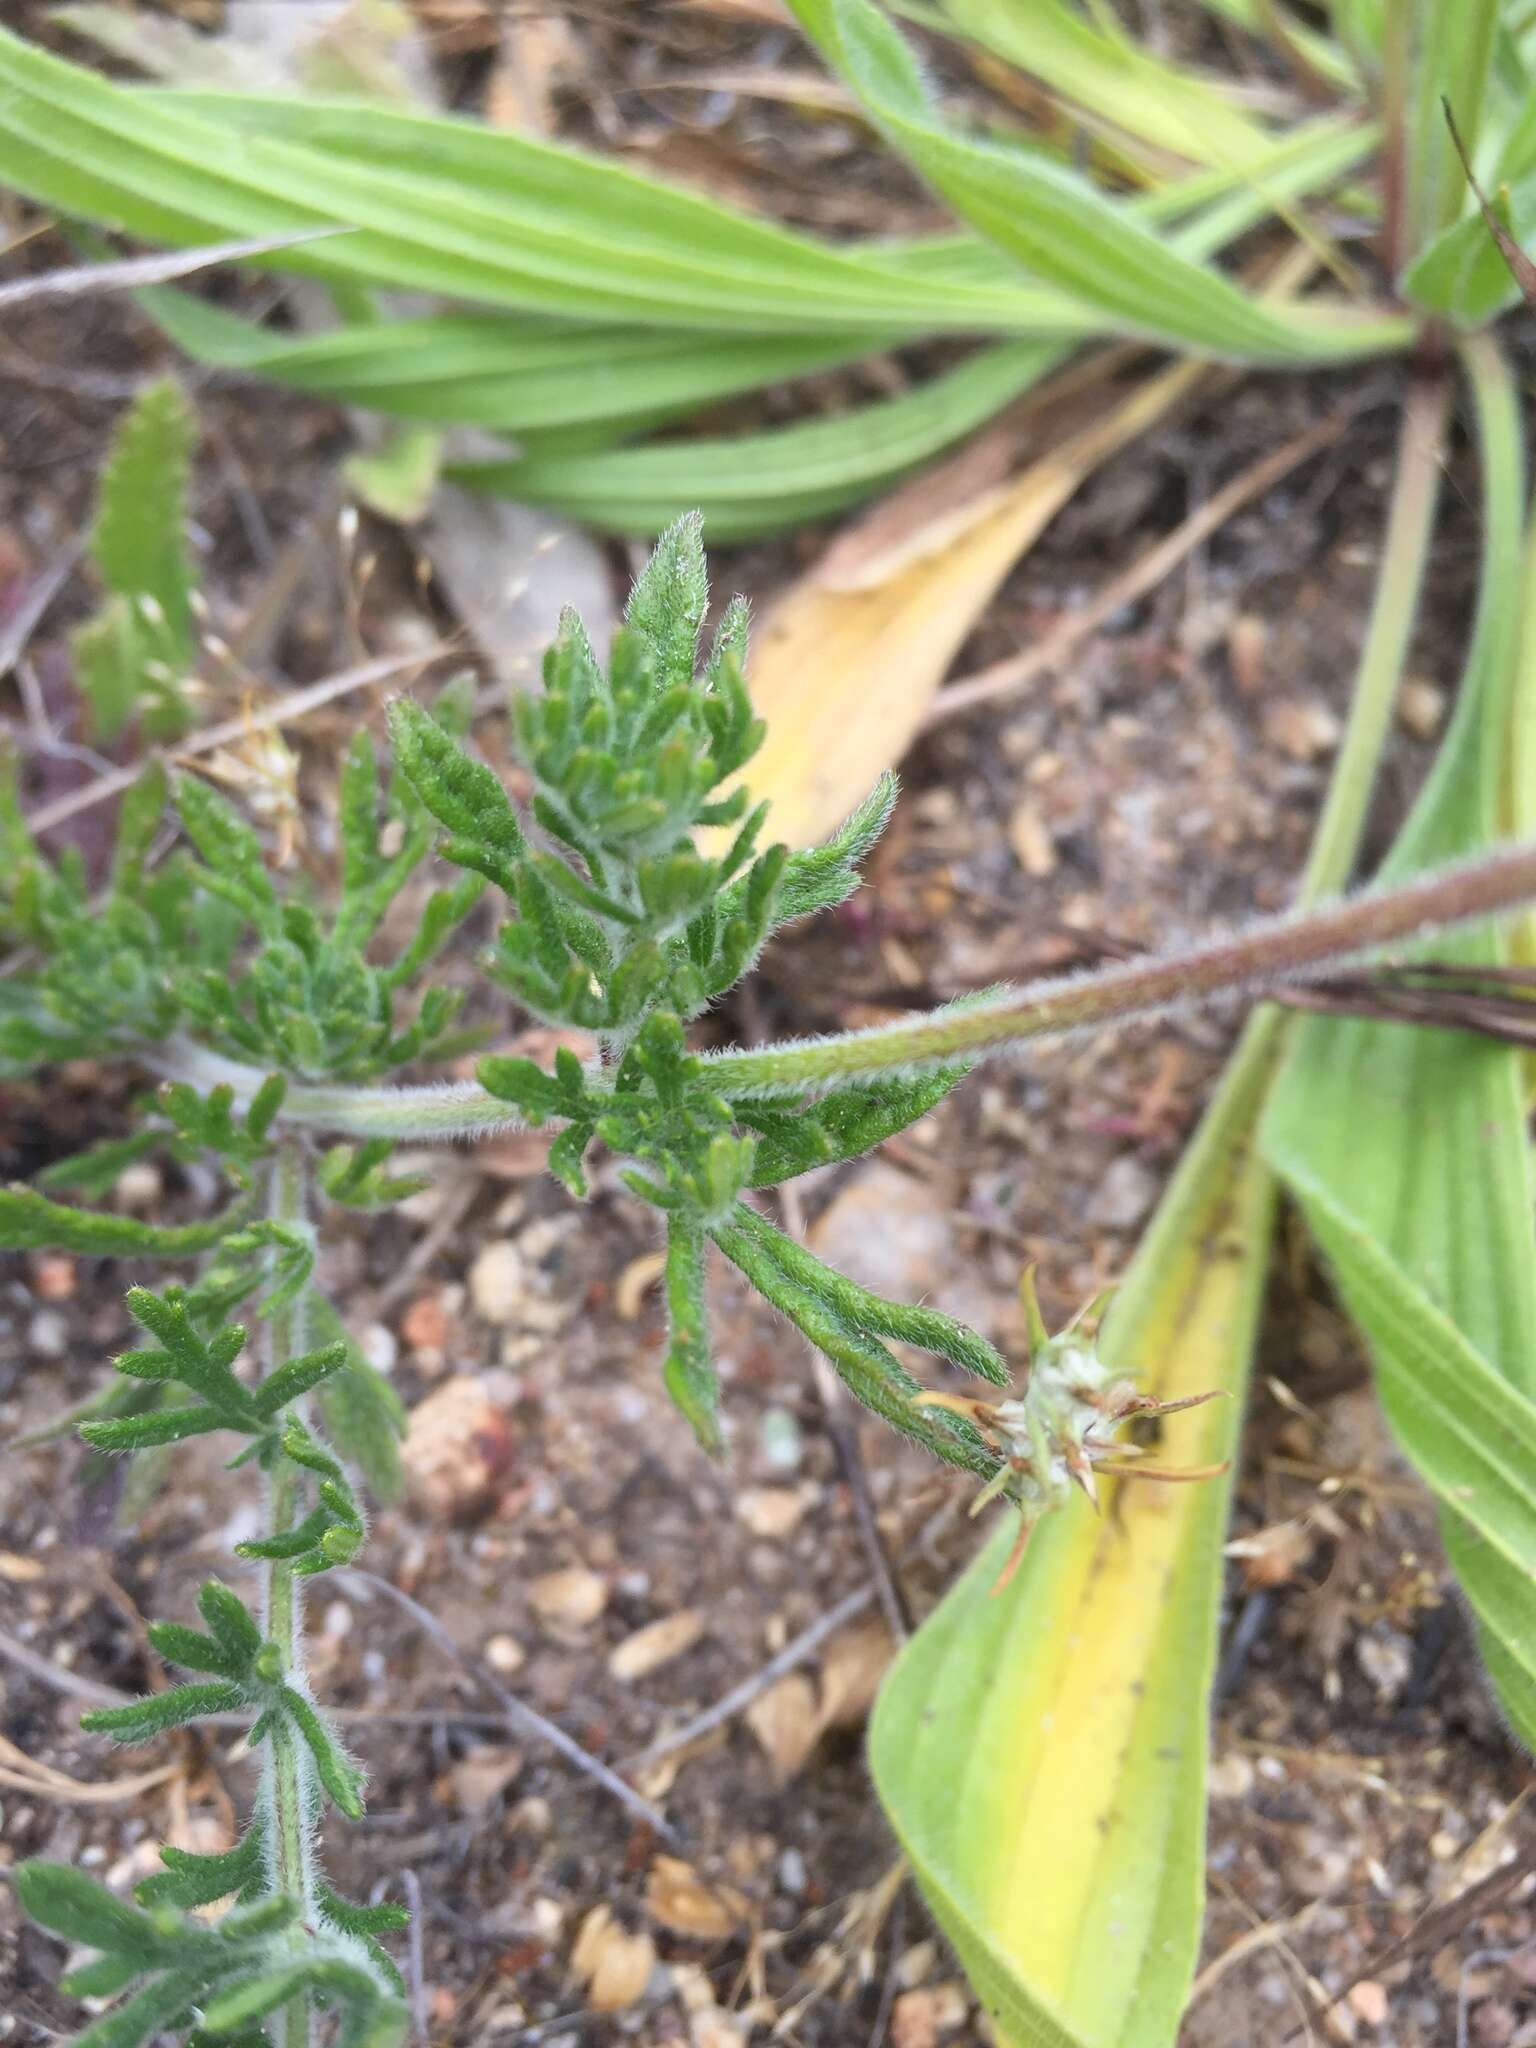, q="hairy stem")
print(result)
[704,838,1536,1097]
[260,1139,314,2048]
[154,1042,529,1141]
[148,837,1536,1132]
